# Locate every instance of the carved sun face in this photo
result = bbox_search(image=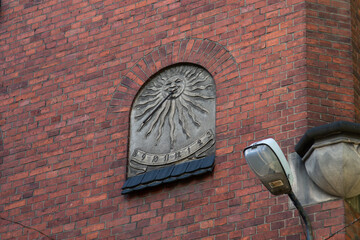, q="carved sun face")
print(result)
[162,75,186,98]
[133,65,214,148]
